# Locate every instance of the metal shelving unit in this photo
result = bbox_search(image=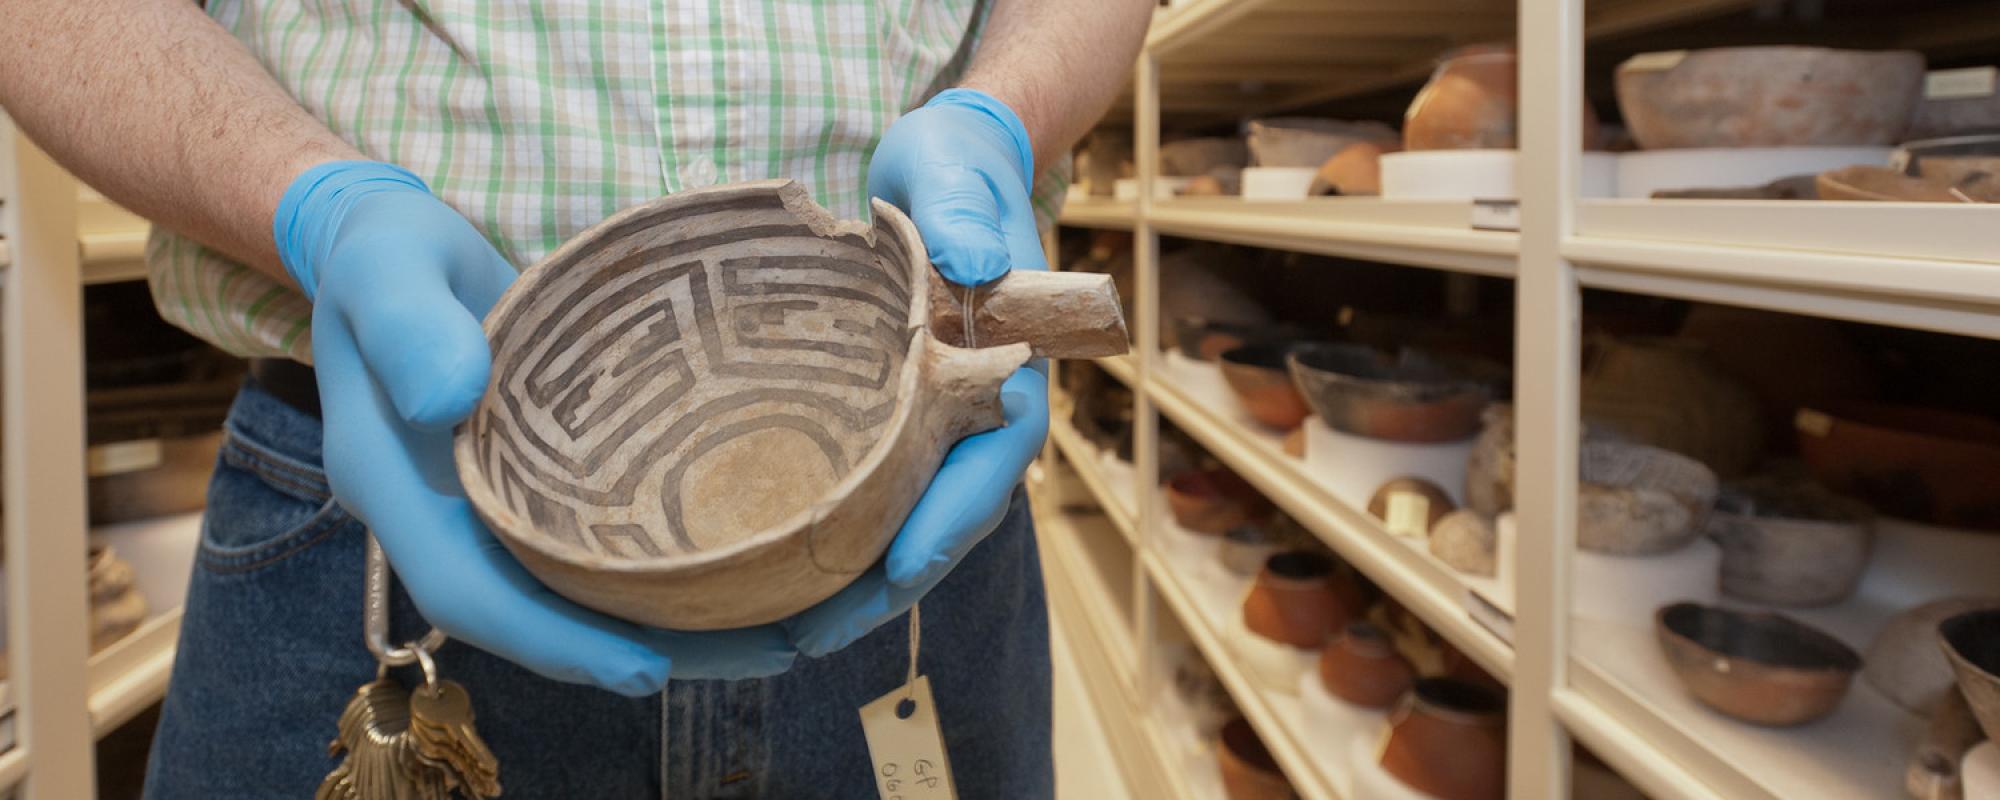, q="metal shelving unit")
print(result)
[1047,2,2000,799]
